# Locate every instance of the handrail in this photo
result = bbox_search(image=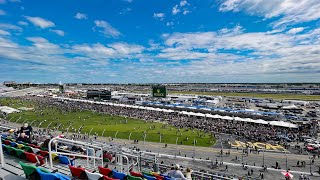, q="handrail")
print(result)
[48,137,103,169]
[0,135,4,168]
